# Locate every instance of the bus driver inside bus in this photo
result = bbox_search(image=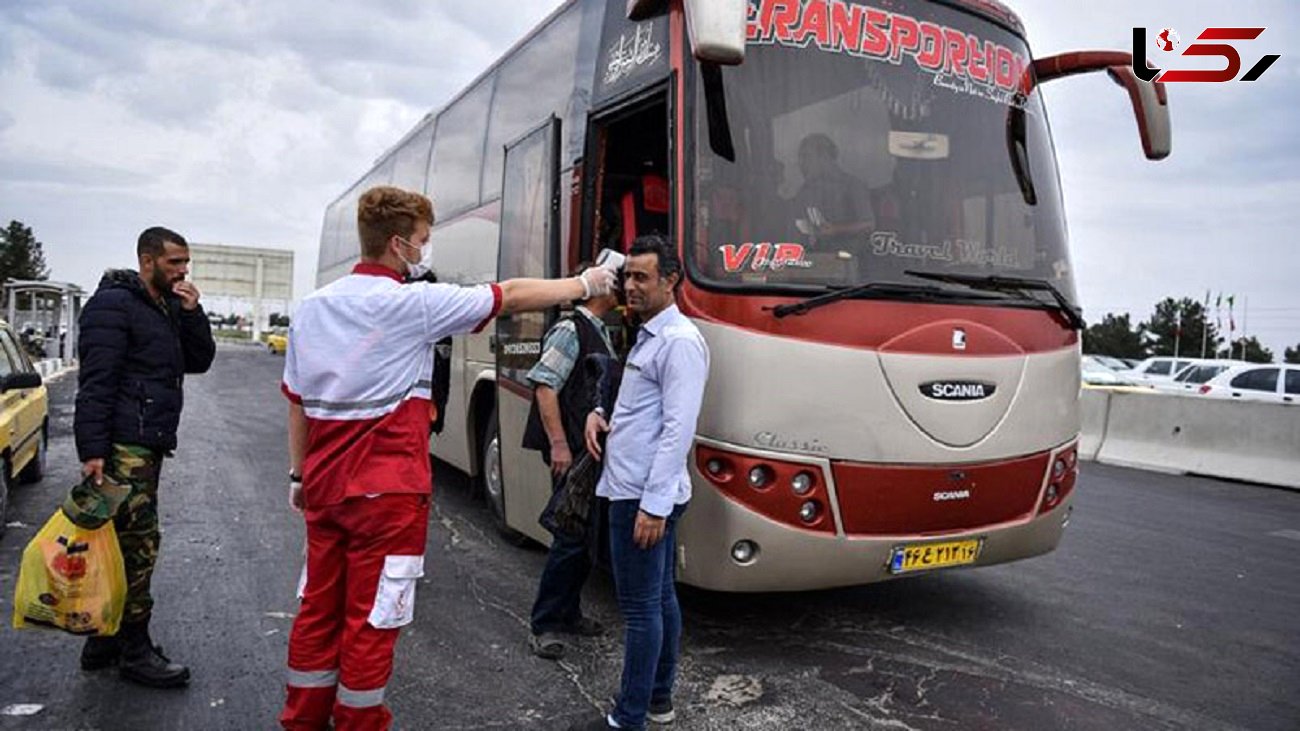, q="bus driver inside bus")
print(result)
[793,133,876,255]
